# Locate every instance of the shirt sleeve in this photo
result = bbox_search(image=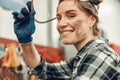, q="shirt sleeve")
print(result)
[28,56,74,79]
[27,56,46,78]
[76,45,120,80]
